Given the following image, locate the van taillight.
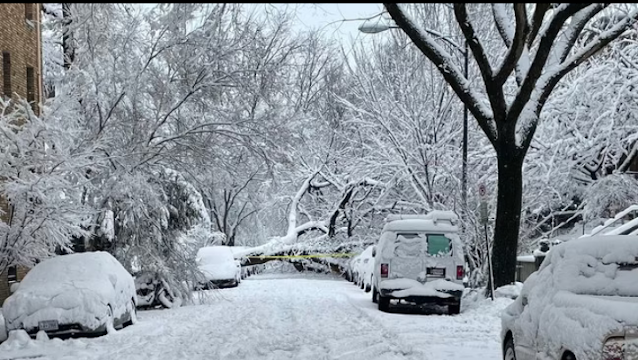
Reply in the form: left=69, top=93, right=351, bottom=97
left=380, top=263, right=388, bottom=278
left=456, top=265, right=464, bottom=280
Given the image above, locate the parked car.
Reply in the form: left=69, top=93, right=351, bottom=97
left=345, top=255, right=361, bottom=283
left=196, top=246, right=241, bottom=289
left=371, top=211, right=465, bottom=314
left=354, top=245, right=375, bottom=292
left=501, top=234, right=638, bottom=360
left=2, top=252, right=137, bottom=338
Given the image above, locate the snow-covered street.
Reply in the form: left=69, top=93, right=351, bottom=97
left=0, top=274, right=511, bottom=360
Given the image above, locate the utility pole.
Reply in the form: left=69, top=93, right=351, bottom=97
left=461, top=40, right=469, bottom=213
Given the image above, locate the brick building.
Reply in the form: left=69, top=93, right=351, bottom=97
left=0, top=3, right=44, bottom=304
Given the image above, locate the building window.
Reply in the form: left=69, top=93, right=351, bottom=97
left=2, top=51, right=11, bottom=98
left=8, top=266, right=17, bottom=283
left=25, top=4, right=34, bottom=21
left=27, top=66, right=35, bottom=112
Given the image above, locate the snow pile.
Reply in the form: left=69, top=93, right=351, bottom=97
left=0, top=309, right=6, bottom=343
left=0, top=329, right=31, bottom=351
left=503, top=235, right=638, bottom=359
left=381, top=278, right=464, bottom=298
left=494, top=282, right=523, bottom=299
left=2, top=252, right=136, bottom=333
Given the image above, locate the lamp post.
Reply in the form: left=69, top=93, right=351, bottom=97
left=358, top=21, right=469, bottom=212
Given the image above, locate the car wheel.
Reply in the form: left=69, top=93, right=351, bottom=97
left=503, top=336, right=516, bottom=360
left=562, top=352, right=576, bottom=360
left=105, top=305, right=116, bottom=335
left=378, top=295, right=390, bottom=312
left=123, top=298, right=136, bottom=327
left=448, top=302, right=461, bottom=315
left=372, top=287, right=378, bottom=303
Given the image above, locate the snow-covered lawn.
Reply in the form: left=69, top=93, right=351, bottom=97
left=0, top=273, right=511, bottom=359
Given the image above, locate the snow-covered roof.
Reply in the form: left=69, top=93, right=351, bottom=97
left=382, top=219, right=458, bottom=233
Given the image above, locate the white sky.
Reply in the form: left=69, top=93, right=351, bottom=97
left=245, top=3, right=388, bottom=45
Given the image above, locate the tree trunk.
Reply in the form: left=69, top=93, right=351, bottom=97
left=491, top=150, right=524, bottom=289
left=62, top=3, right=75, bottom=70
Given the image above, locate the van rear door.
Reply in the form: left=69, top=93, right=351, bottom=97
left=424, top=234, right=456, bottom=281
left=391, top=233, right=426, bottom=281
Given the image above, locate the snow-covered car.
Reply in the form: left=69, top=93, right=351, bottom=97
left=354, top=245, right=375, bottom=292
left=2, top=252, right=137, bottom=338
left=372, top=212, right=465, bottom=314
left=345, top=255, right=361, bottom=283
left=501, top=235, right=638, bottom=360
left=196, top=246, right=241, bottom=289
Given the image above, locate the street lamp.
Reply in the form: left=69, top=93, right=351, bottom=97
left=357, top=22, right=399, bottom=34
left=358, top=21, right=470, bottom=213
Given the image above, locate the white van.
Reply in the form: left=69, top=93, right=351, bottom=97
left=371, top=211, right=466, bottom=314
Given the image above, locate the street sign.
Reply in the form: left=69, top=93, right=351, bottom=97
left=478, top=183, right=487, bottom=198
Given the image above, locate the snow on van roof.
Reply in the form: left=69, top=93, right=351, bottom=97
left=382, top=218, right=458, bottom=233
left=385, top=211, right=458, bottom=223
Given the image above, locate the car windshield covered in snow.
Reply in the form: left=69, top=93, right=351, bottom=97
left=197, top=246, right=235, bottom=265
left=547, top=236, right=638, bottom=297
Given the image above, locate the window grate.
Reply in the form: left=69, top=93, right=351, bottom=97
left=25, top=4, right=34, bottom=21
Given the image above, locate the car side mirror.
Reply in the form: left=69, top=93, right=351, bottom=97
left=371, top=247, right=376, bottom=257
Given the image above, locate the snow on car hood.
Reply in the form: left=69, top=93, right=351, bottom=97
left=199, top=263, right=237, bottom=281
left=380, top=278, right=464, bottom=298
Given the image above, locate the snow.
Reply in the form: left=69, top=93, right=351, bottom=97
left=0, top=310, right=6, bottom=343
left=382, top=219, right=458, bottom=233
left=516, top=255, right=535, bottom=263
left=549, top=235, right=638, bottom=297
left=2, top=252, right=136, bottom=334
left=494, top=282, right=523, bottom=300
left=380, top=278, right=464, bottom=298
left=0, top=274, right=512, bottom=359
left=503, top=235, right=638, bottom=359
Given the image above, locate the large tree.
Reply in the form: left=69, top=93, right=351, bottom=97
left=383, top=3, right=638, bottom=288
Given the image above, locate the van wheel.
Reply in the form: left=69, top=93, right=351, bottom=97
left=372, top=287, right=378, bottom=303
left=378, top=295, right=390, bottom=312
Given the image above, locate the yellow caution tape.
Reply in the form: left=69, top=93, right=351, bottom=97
left=247, top=253, right=357, bottom=259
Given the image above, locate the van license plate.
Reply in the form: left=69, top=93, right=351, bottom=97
left=427, top=268, right=445, bottom=277
left=39, top=320, right=59, bottom=331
